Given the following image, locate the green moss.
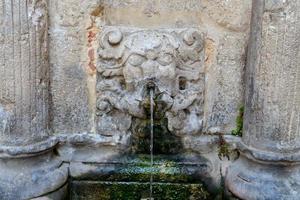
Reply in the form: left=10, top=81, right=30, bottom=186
left=131, top=117, right=183, bottom=155
left=105, top=156, right=192, bottom=183
left=218, top=135, right=231, bottom=160
left=71, top=181, right=211, bottom=200
left=231, top=106, right=244, bottom=137
left=132, top=91, right=184, bottom=155
left=70, top=155, right=217, bottom=199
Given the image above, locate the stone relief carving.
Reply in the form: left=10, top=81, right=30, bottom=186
left=96, top=26, right=205, bottom=147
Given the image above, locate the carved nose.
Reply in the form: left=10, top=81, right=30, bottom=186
left=141, top=60, right=157, bottom=78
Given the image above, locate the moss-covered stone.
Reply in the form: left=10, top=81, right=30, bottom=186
left=131, top=118, right=183, bottom=155
left=95, top=155, right=204, bottom=183
left=131, top=90, right=184, bottom=155
left=231, top=106, right=244, bottom=137
left=69, top=155, right=216, bottom=199
left=218, top=136, right=231, bottom=160
left=108, top=163, right=188, bottom=183
left=71, top=181, right=211, bottom=200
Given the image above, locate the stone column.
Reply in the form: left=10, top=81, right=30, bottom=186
left=226, top=0, right=300, bottom=199
left=0, top=0, right=67, bottom=199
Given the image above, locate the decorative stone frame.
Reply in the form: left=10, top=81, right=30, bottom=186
left=95, top=27, right=206, bottom=150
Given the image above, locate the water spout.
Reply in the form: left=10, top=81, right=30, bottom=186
left=149, top=87, right=154, bottom=200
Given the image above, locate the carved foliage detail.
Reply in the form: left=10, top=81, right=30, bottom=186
left=96, top=26, right=205, bottom=144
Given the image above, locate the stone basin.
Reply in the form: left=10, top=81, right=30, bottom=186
left=69, top=155, right=214, bottom=200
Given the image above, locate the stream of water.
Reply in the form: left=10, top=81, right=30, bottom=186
left=149, top=88, right=154, bottom=200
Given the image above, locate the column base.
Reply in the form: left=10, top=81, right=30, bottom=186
left=0, top=141, right=68, bottom=200
left=32, top=183, right=69, bottom=200
left=226, top=155, right=300, bottom=200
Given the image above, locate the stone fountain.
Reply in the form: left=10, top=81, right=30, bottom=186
left=1, top=0, right=299, bottom=199
left=70, top=27, right=213, bottom=199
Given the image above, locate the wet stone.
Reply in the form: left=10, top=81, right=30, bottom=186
left=70, top=181, right=210, bottom=200
left=131, top=118, right=183, bottom=155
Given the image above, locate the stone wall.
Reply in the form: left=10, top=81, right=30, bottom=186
left=1, top=0, right=299, bottom=199
left=0, top=0, right=268, bottom=199
left=48, top=0, right=252, bottom=135
left=46, top=1, right=252, bottom=198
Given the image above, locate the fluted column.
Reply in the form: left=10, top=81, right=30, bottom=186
left=226, top=0, right=300, bottom=199
left=0, top=0, right=67, bottom=199
left=0, top=0, right=49, bottom=146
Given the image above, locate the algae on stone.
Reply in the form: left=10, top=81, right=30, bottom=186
left=71, top=181, right=210, bottom=200
left=231, top=106, right=244, bottom=137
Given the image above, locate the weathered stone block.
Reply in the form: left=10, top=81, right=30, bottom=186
left=96, top=27, right=206, bottom=152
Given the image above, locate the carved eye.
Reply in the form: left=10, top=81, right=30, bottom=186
left=157, top=54, right=173, bottom=66
left=127, top=54, right=146, bottom=66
